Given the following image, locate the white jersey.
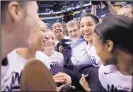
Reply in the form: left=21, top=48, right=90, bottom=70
left=86, top=44, right=101, bottom=67
left=99, top=64, right=133, bottom=91
left=1, top=50, right=27, bottom=91
left=35, top=51, right=51, bottom=69
left=1, top=49, right=50, bottom=91
left=40, top=51, right=64, bottom=67
left=49, top=51, right=64, bottom=67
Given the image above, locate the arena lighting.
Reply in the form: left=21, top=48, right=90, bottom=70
left=39, top=3, right=91, bottom=17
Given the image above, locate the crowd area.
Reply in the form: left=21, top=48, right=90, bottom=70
left=1, top=1, right=133, bottom=92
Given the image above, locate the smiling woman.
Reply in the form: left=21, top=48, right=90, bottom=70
left=80, top=13, right=99, bottom=46
left=80, top=13, right=101, bottom=67
left=93, top=15, right=133, bottom=91
left=42, top=31, right=65, bottom=68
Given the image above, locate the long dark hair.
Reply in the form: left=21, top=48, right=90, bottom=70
left=95, top=15, right=133, bottom=54
left=80, top=13, right=99, bottom=24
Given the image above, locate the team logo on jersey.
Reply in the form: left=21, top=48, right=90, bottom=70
left=2, top=71, right=22, bottom=91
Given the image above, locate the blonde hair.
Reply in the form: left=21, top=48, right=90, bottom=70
left=46, top=30, right=56, bottom=39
